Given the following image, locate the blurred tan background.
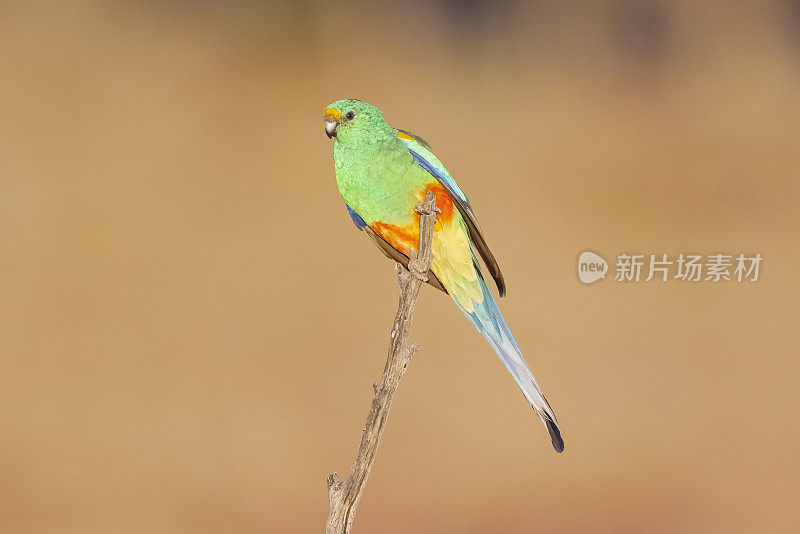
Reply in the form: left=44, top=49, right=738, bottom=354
left=1, top=1, right=799, bottom=532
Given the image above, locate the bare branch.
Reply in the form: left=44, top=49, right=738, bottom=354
left=326, top=192, right=438, bottom=534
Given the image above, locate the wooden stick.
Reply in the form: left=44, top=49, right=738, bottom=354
left=326, top=192, right=438, bottom=534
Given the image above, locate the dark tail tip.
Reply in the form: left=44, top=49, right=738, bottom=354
left=545, top=415, right=565, bottom=453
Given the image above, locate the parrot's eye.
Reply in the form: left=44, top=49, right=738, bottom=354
left=346, top=111, right=355, bottom=120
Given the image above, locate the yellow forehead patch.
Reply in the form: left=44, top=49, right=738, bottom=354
left=397, top=131, right=416, bottom=142
left=323, top=107, right=342, bottom=119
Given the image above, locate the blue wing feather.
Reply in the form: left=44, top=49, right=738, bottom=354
left=346, top=204, right=367, bottom=229
left=408, top=149, right=470, bottom=206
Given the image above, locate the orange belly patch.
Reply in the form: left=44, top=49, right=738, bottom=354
left=371, top=183, right=455, bottom=254
left=371, top=221, right=419, bottom=255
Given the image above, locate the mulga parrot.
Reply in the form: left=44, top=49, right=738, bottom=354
left=323, top=99, right=564, bottom=452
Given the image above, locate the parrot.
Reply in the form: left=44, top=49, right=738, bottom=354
left=323, top=99, right=564, bottom=453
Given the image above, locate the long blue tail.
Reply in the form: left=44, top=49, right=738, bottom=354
left=455, top=273, right=564, bottom=453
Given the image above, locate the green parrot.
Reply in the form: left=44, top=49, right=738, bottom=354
left=323, top=99, right=564, bottom=452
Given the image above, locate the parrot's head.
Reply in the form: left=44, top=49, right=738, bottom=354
left=322, top=99, right=388, bottom=144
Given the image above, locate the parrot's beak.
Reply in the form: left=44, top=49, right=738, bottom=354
left=324, top=119, right=338, bottom=139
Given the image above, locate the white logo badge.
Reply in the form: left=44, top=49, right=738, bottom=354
left=578, top=251, right=608, bottom=284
